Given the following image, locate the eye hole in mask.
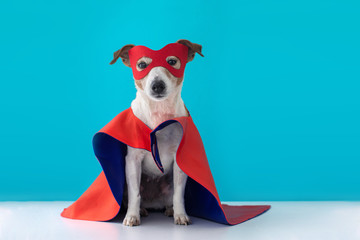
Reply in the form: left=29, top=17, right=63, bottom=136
left=166, top=56, right=181, bottom=69
left=136, top=57, right=152, bottom=71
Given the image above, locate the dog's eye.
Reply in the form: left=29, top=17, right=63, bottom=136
left=167, top=59, right=177, bottom=66
left=137, top=62, right=147, bottom=69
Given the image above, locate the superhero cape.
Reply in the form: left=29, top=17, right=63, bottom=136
left=61, top=108, right=270, bottom=225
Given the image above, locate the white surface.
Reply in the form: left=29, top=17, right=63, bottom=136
left=0, top=201, right=359, bottom=240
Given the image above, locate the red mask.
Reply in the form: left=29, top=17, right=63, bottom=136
left=128, top=43, right=189, bottom=80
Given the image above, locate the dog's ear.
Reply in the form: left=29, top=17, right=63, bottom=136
left=109, top=44, right=135, bottom=67
left=176, top=39, right=204, bottom=62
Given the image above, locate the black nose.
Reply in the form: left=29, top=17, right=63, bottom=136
left=151, top=80, right=166, bottom=94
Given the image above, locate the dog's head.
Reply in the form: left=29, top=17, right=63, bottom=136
left=110, top=39, right=203, bottom=101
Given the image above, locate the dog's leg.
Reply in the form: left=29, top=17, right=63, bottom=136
left=123, top=146, right=143, bottom=227
left=173, top=160, right=191, bottom=225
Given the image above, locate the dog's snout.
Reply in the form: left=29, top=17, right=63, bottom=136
left=151, top=80, right=166, bottom=94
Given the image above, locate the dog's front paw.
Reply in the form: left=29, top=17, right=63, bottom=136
left=123, top=214, right=140, bottom=227
left=174, top=213, right=191, bottom=225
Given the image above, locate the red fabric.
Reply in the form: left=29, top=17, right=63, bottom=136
left=128, top=43, right=188, bottom=80
left=61, top=172, right=120, bottom=221
left=61, top=108, right=270, bottom=224
left=99, top=109, right=152, bottom=151
left=221, top=204, right=271, bottom=224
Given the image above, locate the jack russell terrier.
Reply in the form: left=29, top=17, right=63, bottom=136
left=110, top=39, right=203, bottom=226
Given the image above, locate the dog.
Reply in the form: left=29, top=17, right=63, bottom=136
left=109, top=39, right=203, bottom=226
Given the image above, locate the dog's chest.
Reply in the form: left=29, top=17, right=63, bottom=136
left=141, top=122, right=183, bottom=176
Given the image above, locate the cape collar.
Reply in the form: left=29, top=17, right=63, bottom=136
left=128, top=107, right=191, bottom=131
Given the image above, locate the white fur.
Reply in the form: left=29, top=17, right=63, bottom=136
left=123, top=66, right=191, bottom=226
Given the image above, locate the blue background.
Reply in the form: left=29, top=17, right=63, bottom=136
left=0, top=0, right=359, bottom=201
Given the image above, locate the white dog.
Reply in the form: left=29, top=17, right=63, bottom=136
left=110, top=39, right=203, bottom=226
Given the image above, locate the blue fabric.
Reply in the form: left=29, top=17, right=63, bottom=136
left=185, top=177, right=228, bottom=224
left=92, top=132, right=127, bottom=207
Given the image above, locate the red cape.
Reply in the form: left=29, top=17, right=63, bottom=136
left=61, top=108, right=270, bottom=225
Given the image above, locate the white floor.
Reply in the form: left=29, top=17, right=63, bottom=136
left=0, top=201, right=359, bottom=240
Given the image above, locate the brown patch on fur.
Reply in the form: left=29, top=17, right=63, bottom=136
left=176, top=39, right=204, bottom=62
left=162, top=68, right=173, bottom=80
left=162, top=68, right=184, bottom=87
left=135, top=79, right=144, bottom=90
left=176, top=76, right=184, bottom=86
left=109, top=44, right=135, bottom=67
left=184, top=105, right=190, bottom=116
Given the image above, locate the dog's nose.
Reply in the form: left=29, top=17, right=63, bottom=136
left=151, top=80, right=166, bottom=94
